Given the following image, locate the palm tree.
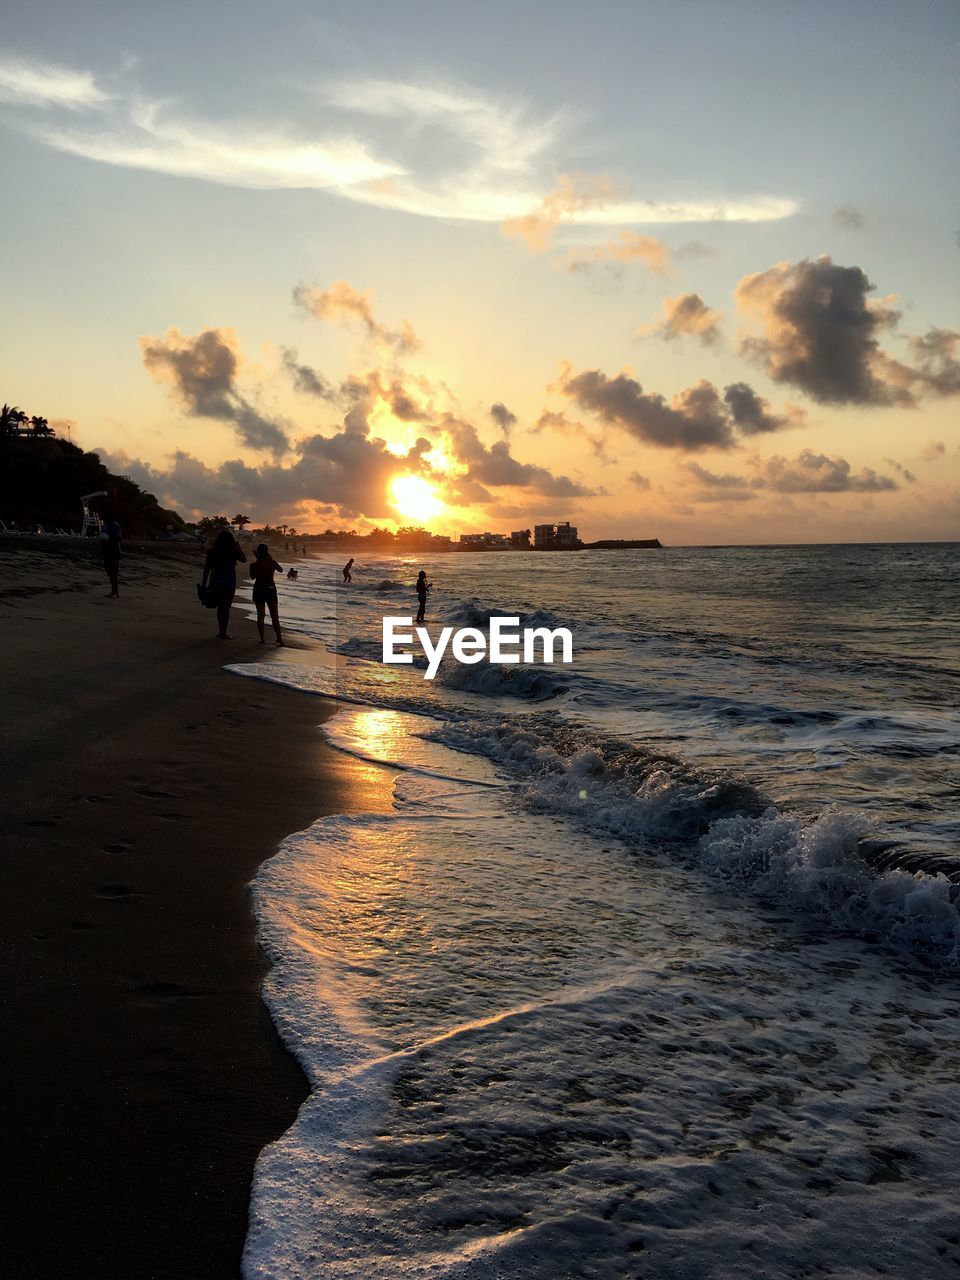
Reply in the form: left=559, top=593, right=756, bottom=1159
left=233, top=513, right=252, bottom=530
left=29, top=415, right=51, bottom=437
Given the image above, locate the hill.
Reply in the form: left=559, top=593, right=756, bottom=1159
left=0, top=434, right=187, bottom=537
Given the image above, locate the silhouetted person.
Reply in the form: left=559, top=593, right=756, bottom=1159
left=249, top=543, right=284, bottom=646
left=286, top=567, right=298, bottom=580
left=202, top=530, right=246, bottom=639
left=99, top=511, right=122, bottom=598
left=343, top=557, right=354, bottom=584
left=415, top=570, right=432, bottom=624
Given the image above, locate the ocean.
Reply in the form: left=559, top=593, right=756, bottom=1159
left=230, top=543, right=960, bottom=1279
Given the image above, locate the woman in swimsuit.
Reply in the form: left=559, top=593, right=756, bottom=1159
left=415, top=570, right=432, bottom=624
left=202, top=530, right=246, bottom=638
left=250, top=543, right=284, bottom=645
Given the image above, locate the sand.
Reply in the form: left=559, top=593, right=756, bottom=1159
left=0, top=538, right=392, bottom=1278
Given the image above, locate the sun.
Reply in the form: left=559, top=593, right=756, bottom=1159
left=389, top=473, right=445, bottom=524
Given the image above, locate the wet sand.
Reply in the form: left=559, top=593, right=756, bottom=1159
left=0, top=539, right=392, bottom=1278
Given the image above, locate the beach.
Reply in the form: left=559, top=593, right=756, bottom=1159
left=0, top=539, right=391, bottom=1279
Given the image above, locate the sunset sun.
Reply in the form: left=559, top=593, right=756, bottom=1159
left=389, top=473, right=445, bottom=524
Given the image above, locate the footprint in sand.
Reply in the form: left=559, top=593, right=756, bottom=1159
left=101, top=841, right=133, bottom=854
left=134, top=788, right=178, bottom=800
left=28, top=818, right=59, bottom=827
left=93, top=882, right=134, bottom=899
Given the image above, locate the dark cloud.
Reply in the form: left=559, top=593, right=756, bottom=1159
left=489, top=402, right=517, bottom=436
left=735, top=257, right=911, bottom=406
left=682, top=462, right=756, bottom=502
left=557, top=368, right=736, bottom=451
left=883, top=458, right=917, bottom=484
left=281, top=347, right=338, bottom=402
left=723, top=382, right=803, bottom=434
left=832, top=205, right=865, bottom=230
left=293, top=281, right=420, bottom=354
left=908, top=328, right=960, bottom=397
left=443, top=417, right=596, bottom=497
left=757, top=450, right=898, bottom=493
left=643, top=293, right=723, bottom=346
left=99, top=420, right=433, bottom=522
left=680, top=452, right=900, bottom=501
left=140, top=326, right=289, bottom=456
left=628, top=472, right=651, bottom=490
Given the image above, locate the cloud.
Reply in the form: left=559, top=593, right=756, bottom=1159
left=883, top=458, right=917, bottom=484
left=757, top=451, right=898, bottom=493
left=907, top=328, right=960, bottom=397
left=921, top=439, right=946, bottom=461
left=531, top=409, right=613, bottom=460
left=735, top=256, right=913, bottom=405
left=676, top=239, right=719, bottom=259
left=489, top=402, right=517, bottom=435
left=566, top=231, right=669, bottom=276
left=503, top=173, right=794, bottom=250
left=642, top=293, right=723, bottom=345
left=100, top=420, right=432, bottom=521
left=629, top=472, right=651, bottom=490
left=502, top=172, right=619, bottom=252
left=32, top=96, right=400, bottom=190
left=443, top=417, right=596, bottom=496
left=832, top=205, right=864, bottom=230
left=681, top=452, right=900, bottom=501
left=723, top=382, right=804, bottom=434
left=682, top=461, right=756, bottom=502
left=281, top=347, right=339, bottom=402
left=2, top=59, right=798, bottom=226
left=0, top=53, right=109, bottom=109
left=293, top=281, right=420, bottom=354
left=140, top=326, right=289, bottom=456
left=557, top=368, right=736, bottom=451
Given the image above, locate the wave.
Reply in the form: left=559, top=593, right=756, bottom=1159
left=429, top=717, right=960, bottom=963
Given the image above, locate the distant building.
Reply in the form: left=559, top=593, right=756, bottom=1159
left=510, top=529, right=531, bottom=548
left=460, top=531, right=510, bottom=547
left=534, top=521, right=579, bottom=548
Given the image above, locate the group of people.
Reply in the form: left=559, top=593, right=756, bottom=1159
left=101, top=521, right=434, bottom=640
left=201, top=531, right=285, bottom=644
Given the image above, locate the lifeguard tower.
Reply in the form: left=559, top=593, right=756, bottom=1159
left=80, top=490, right=108, bottom=538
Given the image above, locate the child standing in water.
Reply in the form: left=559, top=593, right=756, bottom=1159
left=249, top=543, right=284, bottom=645
left=342, top=557, right=354, bottom=584
left=415, top=570, right=432, bottom=624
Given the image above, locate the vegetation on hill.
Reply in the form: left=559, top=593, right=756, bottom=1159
left=0, top=418, right=187, bottom=537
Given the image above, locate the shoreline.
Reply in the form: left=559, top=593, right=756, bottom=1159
left=0, top=540, right=393, bottom=1278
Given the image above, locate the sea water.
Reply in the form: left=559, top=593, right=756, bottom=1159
left=231, top=543, right=960, bottom=1278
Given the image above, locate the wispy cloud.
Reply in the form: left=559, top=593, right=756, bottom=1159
left=37, top=98, right=400, bottom=189
left=293, top=281, right=420, bottom=354
left=0, top=54, right=798, bottom=226
left=0, top=53, right=109, bottom=109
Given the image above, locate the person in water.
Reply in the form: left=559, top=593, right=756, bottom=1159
left=201, top=529, right=246, bottom=638
left=250, top=543, right=284, bottom=645
left=343, top=557, right=354, bottom=584
left=99, top=510, right=122, bottom=598
left=415, top=570, right=432, bottom=624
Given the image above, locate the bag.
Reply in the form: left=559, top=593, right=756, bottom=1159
left=196, top=583, right=219, bottom=608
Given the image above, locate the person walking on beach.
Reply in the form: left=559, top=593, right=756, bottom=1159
left=249, top=543, right=284, bottom=646
left=201, top=529, right=246, bottom=639
left=415, top=570, right=432, bottom=624
left=99, top=510, right=122, bottom=598
left=342, top=557, right=354, bottom=584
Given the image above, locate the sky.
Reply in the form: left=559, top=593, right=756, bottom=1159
left=1, top=0, right=958, bottom=544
